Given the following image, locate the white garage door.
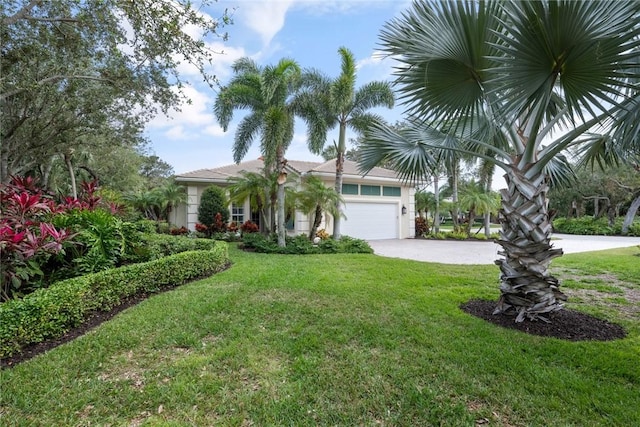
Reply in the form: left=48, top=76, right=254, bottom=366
left=342, top=202, right=398, bottom=240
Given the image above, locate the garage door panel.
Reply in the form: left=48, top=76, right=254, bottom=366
left=342, top=202, right=398, bottom=240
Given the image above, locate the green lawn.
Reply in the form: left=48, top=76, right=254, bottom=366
left=1, top=245, right=638, bottom=426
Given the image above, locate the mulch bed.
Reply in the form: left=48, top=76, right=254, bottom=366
left=461, top=299, right=627, bottom=341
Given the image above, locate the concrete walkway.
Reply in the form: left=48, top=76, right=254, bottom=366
left=367, top=234, right=640, bottom=265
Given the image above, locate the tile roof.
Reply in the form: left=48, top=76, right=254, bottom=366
left=176, top=158, right=399, bottom=181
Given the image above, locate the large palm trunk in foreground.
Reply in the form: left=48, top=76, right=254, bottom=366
left=494, top=165, right=567, bottom=322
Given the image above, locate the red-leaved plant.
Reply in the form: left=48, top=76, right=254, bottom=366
left=0, top=177, right=73, bottom=300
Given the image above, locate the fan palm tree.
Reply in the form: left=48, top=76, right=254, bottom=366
left=360, top=0, right=640, bottom=322
left=214, top=57, right=326, bottom=247
left=295, top=175, right=343, bottom=239
left=301, top=47, right=394, bottom=238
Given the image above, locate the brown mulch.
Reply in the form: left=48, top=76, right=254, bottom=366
left=461, top=299, right=627, bottom=341
left=1, top=263, right=232, bottom=370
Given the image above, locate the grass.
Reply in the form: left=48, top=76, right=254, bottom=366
left=1, top=245, right=639, bottom=426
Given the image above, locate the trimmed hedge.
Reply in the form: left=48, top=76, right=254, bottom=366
left=0, top=242, right=229, bottom=359
left=136, top=233, right=221, bottom=261
left=241, top=233, right=374, bottom=255
left=553, top=216, right=640, bottom=236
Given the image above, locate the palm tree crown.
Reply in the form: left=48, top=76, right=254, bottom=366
left=362, top=0, right=640, bottom=322
left=214, top=57, right=327, bottom=246
left=300, top=47, right=394, bottom=238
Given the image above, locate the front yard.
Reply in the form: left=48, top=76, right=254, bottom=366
left=1, top=245, right=638, bottom=426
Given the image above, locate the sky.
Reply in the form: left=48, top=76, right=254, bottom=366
left=144, top=0, right=412, bottom=175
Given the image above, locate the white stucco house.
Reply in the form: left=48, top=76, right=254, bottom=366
left=171, top=158, right=415, bottom=240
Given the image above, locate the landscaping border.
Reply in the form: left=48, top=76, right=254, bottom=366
left=0, top=242, right=229, bottom=359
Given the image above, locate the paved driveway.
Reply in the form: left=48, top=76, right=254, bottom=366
left=367, top=234, right=640, bottom=265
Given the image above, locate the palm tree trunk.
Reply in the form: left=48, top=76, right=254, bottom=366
left=494, top=165, right=567, bottom=322
left=433, top=174, right=440, bottom=234
left=64, top=152, right=77, bottom=199
left=621, top=192, right=640, bottom=235
left=309, top=205, right=322, bottom=239
left=276, top=148, right=287, bottom=247
left=450, top=162, right=460, bottom=232
left=333, top=123, right=347, bottom=239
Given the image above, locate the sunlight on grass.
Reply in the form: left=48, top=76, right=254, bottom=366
left=1, top=245, right=638, bottom=425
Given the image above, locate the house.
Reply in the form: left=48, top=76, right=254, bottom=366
left=172, top=158, right=415, bottom=240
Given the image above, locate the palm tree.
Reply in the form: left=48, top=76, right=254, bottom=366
left=361, top=1, right=640, bottom=322
left=155, top=180, right=187, bottom=225
left=214, top=57, right=326, bottom=247
left=302, top=47, right=394, bottom=238
left=295, top=175, right=343, bottom=239
left=458, top=181, right=500, bottom=236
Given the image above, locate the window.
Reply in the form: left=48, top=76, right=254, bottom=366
left=342, top=183, right=359, bottom=195
left=383, top=186, right=401, bottom=197
left=250, top=210, right=261, bottom=229
left=360, top=185, right=381, bottom=196
left=231, top=203, right=244, bottom=225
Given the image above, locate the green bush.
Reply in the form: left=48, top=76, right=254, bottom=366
left=198, top=186, right=229, bottom=232
left=131, top=219, right=158, bottom=234
left=554, top=216, right=615, bottom=235
left=241, top=234, right=373, bottom=255
left=136, top=233, right=221, bottom=261
left=0, top=243, right=229, bottom=359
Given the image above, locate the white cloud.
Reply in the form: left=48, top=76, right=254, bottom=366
left=239, top=1, right=295, bottom=46
left=204, top=124, right=227, bottom=136
left=147, top=84, right=215, bottom=129
left=165, top=125, right=189, bottom=140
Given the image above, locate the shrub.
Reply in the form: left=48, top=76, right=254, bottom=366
left=415, top=217, right=429, bottom=237
left=316, top=229, right=329, bottom=240
left=136, top=233, right=220, bottom=261
left=0, top=177, right=72, bottom=300
left=0, top=243, right=229, bottom=359
left=240, top=220, right=259, bottom=234
left=336, top=236, right=374, bottom=254
left=170, top=226, right=189, bottom=235
left=553, top=216, right=614, bottom=235
left=131, top=219, right=158, bottom=234
left=240, top=233, right=373, bottom=255
left=198, top=186, right=229, bottom=235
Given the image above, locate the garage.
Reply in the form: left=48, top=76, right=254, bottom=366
left=342, top=202, right=399, bottom=240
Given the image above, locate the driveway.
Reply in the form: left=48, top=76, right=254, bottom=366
left=367, top=234, right=640, bottom=265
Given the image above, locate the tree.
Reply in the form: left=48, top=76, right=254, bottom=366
left=156, top=180, right=187, bottom=225
left=361, top=0, right=640, bottom=322
left=198, top=186, right=229, bottom=233
left=1, top=0, right=229, bottom=183
left=214, top=57, right=326, bottom=247
left=302, top=47, right=394, bottom=238
left=458, top=181, right=499, bottom=236
left=227, top=170, right=275, bottom=233
left=295, top=175, right=343, bottom=239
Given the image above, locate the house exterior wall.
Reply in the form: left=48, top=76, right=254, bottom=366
left=174, top=175, right=415, bottom=239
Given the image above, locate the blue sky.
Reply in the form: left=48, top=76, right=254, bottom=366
left=144, top=0, right=411, bottom=175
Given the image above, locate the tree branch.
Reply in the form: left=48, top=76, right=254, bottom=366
left=2, top=0, right=41, bottom=26
left=1, top=75, right=113, bottom=101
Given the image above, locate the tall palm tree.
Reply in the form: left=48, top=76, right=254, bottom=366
left=214, top=58, right=326, bottom=247
left=302, top=47, right=394, bottom=238
left=295, top=175, right=343, bottom=239
left=360, top=1, right=640, bottom=322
